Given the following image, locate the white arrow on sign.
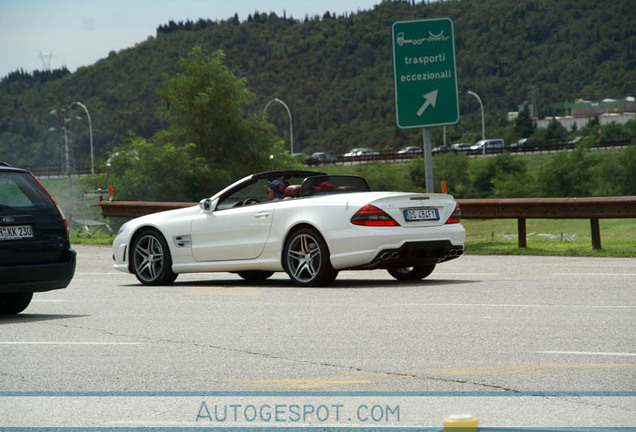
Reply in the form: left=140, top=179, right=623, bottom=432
left=416, top=89, right=439, bottom=116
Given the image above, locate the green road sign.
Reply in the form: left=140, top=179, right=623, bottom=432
left=392, top=17, right=460, bottom=129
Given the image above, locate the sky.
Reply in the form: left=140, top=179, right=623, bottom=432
left=0, top=0, right=381, bottom=78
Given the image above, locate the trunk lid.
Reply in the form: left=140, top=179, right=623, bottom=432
left=367, top=192, right=458, bottom=227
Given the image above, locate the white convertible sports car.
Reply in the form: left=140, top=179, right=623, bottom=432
left=112, top=170, right=465, bottom=286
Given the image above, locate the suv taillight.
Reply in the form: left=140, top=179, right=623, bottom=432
left=31, top=174, right=69, bottom=239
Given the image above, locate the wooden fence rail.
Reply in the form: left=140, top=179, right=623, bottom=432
left=99, top=196, right=636, bottom=250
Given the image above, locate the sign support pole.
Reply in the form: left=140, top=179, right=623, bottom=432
left=423, top=128, right=434, bottom=193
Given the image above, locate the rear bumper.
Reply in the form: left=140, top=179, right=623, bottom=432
left=0, top=249, right=76, bottom=293
left=327, top=222, right=465, bottom=270
left=351, top=240, right=464, bottom=270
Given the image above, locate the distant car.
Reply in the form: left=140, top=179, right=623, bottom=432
left=432, top=145, right=452, bottom=154
left=510, top=138, right=540, bottom=151
left=343, top=148, right=362, bottom=158
left=112, top=170, right=465, bottom=287
left=471, top=139, right=505, bottom=154
left=450, top=143, right=472, bottom=153
left=357, top=148, right=380, bottom=156
left=0, top=162, right=76, bottom=314
left=398, top=146, right=423, bottom=155
left=305, top=152, right=337, bottom=165
left=344, top=148, right=379, bottom=158
left=567, top=136, right=584, bottom=149
left=105, top=149, right=139, bottom=167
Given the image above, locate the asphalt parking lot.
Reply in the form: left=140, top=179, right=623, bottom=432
left=1, top=245, right=634, bottom=427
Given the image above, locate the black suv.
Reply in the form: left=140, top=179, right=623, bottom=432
left=0, top=162, right=76, bottom=314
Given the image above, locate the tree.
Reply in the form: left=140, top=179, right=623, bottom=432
left=470, top=152, right=528, bottom=197
left=540, top=117, right=569, bottom=142
left=106, top=47, right=300, bottom=200
left=104, top=136, right=211, bottom=201
left=432, top=152, right=471, bottom=195
left=536, top=147, right=593, bottom=197
left=514, top=106, right=535, bottom=139
left=599, top=121, right=625, bottom=140
left=600, top=145, right=636, bottom=195
left=158, top=46, right=294, bottom=177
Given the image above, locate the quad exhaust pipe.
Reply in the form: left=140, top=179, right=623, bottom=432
left=447, top=248, right=464, bottom=257
left=379, top=248, right=463, bottom=261
left=380, top=251, right=401, bottom=260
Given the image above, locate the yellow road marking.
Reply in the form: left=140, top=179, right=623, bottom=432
left=234, top=376, right=374, bottom=389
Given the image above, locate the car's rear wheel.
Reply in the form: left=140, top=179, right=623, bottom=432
left=131, top=230, right=177, bottom=286
left=284, top=228, right=338, bottom=287
left=388, top=264, right=436, bottom=281
left=237, top=271, right=274, bottom=282
left=0, top=292, right=33, bottom=314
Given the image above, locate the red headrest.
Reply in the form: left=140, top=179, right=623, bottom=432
left=284, top=184, right=301, bottom=198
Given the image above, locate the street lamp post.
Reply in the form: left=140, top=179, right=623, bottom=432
left=48, top=109, right=72, bottom=178
left=62, top=123, right=71, bottom=177
left=70, top=101, right=94, bottom=174
left=466, top=91, right=486, bottom=155
left=264, top=98, right=294, bottom=155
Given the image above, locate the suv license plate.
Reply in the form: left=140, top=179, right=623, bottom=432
left=404, top=208, right=439, bottom=221
left=0, top=225, right=34, bottom=240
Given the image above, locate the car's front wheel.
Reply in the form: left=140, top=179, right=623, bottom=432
left=131, top=230, right=177, bottom=286
left=388, top=264, right=436, bottom=281
left=284, top=228, right=338, bottom=287
left=0, top=292, right=33, bottom=314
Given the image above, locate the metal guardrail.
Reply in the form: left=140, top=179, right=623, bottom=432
left=457, top=196, right=636, bottom=249
left=99, top=196, right=636, bottom=250
left=99, top=201, right=195, bottom=219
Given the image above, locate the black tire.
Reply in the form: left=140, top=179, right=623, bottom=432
left=388, top=264, right=436, bottom=281
left=237, top=271, right=274, bottom=282
left=0, top=292, right=33, bottom=314
left=131, top=230, right=177, bottom=286
left=284, top=228, right=338, bottom=287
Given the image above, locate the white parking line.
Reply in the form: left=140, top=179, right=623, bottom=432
left=434, top=272, right=499, bottom=276
left=537, top=350, right=636, bottom=357
left=0, top=342, right=144, bottom=345
left=31, top=299, right=69, bottom=302
left=393, top=303, right=636, bottom=308
left=553, top=273, right=636, bottom=277
left=74, top=272, right=128, bottom=275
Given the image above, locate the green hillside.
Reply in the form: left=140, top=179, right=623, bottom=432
left=2, top=0, right=635, bottom=170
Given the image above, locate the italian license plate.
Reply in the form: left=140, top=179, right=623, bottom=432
left=403, top=208, right=439, bottom=222
left=0, top=225, right=34, bottom=240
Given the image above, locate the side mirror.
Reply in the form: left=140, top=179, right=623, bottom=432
left=198, top=198, right=215, bottom=212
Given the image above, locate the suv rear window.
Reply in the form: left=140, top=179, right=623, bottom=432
left=0, top=172, right=53, bottom=211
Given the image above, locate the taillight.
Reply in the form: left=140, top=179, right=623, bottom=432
left=351, top=204, right=399, bottom=226
left=30, top=173, right=69, bottom=239
left=446, top=203, right=461, bottom=224
left=57, top=204, right=70, bottom=239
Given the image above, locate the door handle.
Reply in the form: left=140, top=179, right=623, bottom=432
left=255, top=212, right=270, bottom=219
